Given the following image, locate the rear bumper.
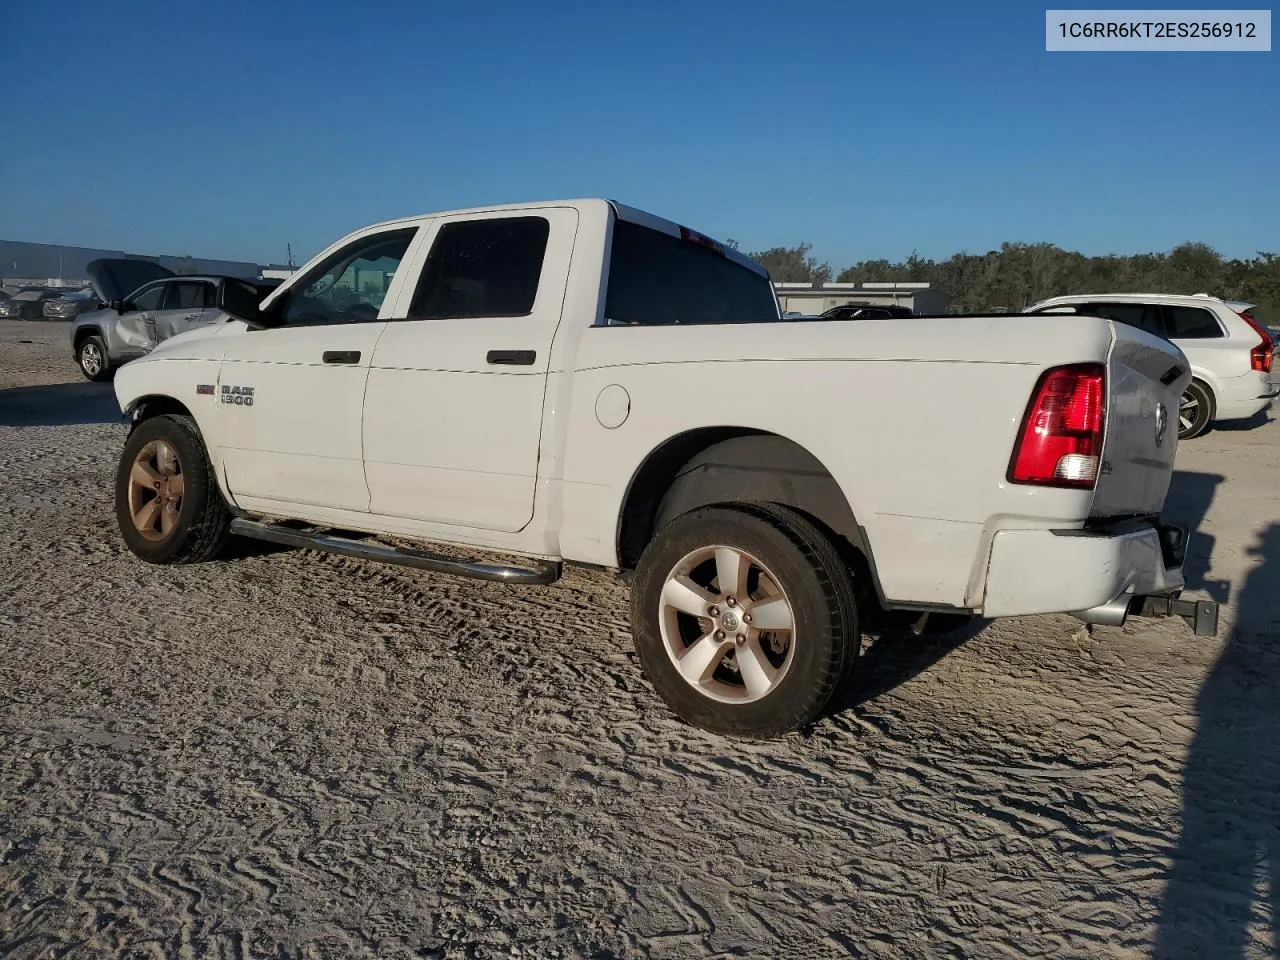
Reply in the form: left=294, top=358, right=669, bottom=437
left=1214, top=371, right=1277, bottom=420
left=981, top=518, right=1189, bottom=621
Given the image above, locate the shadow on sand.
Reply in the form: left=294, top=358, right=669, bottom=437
left=1154, top=522, right=1280, bottom=957
left=1163, top=470, right=1229, bottom=603
left=0, top=381, right=124, bottom=428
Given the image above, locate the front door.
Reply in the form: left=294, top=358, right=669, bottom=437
left=362, top=207, right=578, bottom=533
left=113, top=280, right=169, bottom=353
left=215, top=225, right=420, bottom=513
left=152, top=279, right=220, bottom=344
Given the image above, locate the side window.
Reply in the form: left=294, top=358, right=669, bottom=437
left=278, top=228, right=417, bottom=327
left=163, top=281, right=215, bottom=310
left=1080, top=302, right=1166, bottom=338
left=407, top=216, right=550, bottom=320
left=130, top=283, right=167, bottom=312
left=1165, top=306, right=1223, bottom=339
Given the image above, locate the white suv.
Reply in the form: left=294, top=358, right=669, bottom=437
left=1025, top=293, right=1277, bottom=439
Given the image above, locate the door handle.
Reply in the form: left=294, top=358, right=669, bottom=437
left=183, top=313, right=199, bottom=320
left=486, top=349, right=536, bottom=366
left=322, top=350, right=361, bottom=364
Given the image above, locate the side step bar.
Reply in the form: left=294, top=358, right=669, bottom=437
left=229, top=518, right=562, bottom=586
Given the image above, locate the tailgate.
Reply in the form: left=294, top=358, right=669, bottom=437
left=1090, top=324, right=1191, bottom=517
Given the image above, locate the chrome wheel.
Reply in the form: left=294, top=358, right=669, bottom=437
left=126, top=440, right=184, bottom=542
left=658, top=544, right=796, bottom=704
left=79, top=341, right=103, bottom=376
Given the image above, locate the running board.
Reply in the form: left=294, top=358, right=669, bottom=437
left=228, top=519, right=562, bottom=585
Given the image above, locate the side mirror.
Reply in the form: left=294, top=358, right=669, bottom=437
left=108, top=299, right=124, bottom=313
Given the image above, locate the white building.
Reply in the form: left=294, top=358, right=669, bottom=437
left=774, top=281, right=950, bottom=316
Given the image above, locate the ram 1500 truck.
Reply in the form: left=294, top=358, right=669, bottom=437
left=109, top=198, right=1216, bottom=737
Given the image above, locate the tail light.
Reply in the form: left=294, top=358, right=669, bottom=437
left=1009, top=363, right=1106, bottom=488
left=1235, top=308, right=1273, bottom=373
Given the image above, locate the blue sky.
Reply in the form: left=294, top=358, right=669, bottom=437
left=1, top=0, right=1276, bottom=268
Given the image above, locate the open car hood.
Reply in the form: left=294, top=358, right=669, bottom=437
left=85, top=258, right=175, bottom=303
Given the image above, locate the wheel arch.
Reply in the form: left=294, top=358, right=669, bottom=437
left=125, top=394, right=197, bottom=430
left=1183, top=374, right=1218, bottom=418
left=615, top=428, right=884, bottom=604
left=72, top=324, right=104, bottom=349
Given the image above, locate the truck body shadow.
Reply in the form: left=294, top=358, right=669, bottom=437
left=0, top=381, right=124, bottom=427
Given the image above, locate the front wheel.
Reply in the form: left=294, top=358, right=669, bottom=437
left=630, top=503, right=859, bottom=738
left=77, top=335, right=112, bottom=382
left=114, top=414, right=232, bottom=564
left=1178, top=381, right=1214, bottom=440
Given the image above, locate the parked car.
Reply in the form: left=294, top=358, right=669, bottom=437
left=108, top=198, right=1212, bottom=738
left=821, top=303, right=914, bottom=320
left=43, top=288, right=101, bottom=320
left=1024, top=293, right=1277, bottom=440
left=70, top=259, right=281, bottom=381
left=0, top=288, right=63, bottom=319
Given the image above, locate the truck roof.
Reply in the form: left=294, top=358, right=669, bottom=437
left=358, top=197, right=770, bottom=279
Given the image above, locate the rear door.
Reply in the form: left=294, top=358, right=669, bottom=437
left=361, top=207, right=578, bottom=533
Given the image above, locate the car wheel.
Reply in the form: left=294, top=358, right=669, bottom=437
left=630, top=502, right=859, bottom=738
left=1178, top=381, right=1214, bottom=440
left=76, top=335, right=112, bottom=382
left=114, top=414, right=232, bottom=564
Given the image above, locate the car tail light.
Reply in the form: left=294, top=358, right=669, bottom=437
left=1009, top=363, right=1106, bottom=488
left=1235, top=308, right=1273, bottom=373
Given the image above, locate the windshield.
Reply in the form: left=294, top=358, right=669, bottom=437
left=603, top=219, right=778, bottom=326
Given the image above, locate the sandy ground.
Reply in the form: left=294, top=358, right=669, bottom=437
left=2, top=318, right=1279, bottom=959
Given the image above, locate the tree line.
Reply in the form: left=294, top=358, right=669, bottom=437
left=733, top=240, right=1280, bottom=320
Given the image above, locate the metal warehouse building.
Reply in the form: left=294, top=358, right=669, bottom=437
left=774, top=281, right=950, bottom=316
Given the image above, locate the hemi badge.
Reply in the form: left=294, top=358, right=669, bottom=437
left=196, top=384, right=215, bottom=395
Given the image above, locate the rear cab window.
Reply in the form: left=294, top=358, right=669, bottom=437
left=603, top=219, right=778, bottom=326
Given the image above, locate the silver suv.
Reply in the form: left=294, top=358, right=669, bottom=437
left=70, top=259, right=278, bottom=381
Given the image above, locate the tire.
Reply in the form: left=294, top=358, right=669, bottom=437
left=114, top=414, right=232, bottom=564
left=76, top=335, right=112, bottom=382
left=630, top=502, right=860, bottom=738
left=1177, top=380, right=1214, bottom=440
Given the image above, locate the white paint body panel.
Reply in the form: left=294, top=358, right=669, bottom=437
left=113, top=198, right=1190, bottom=620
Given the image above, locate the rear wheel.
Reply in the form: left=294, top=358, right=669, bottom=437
left=630, top=503, right=859, bottom=738
left=1178, top=381, right=1213, bottom=440
left=77, top=335, right=111, bottom=382
left=114, top=415, right=231, bottom=564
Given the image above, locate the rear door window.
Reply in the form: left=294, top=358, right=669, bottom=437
left=1164, top=305, right=1224, bottom=339
left=408, top=217, right=550, bottom=319
left=1078, top=302, right=1167, bottom=338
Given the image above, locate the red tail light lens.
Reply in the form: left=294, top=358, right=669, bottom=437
left=1009, top=363, right=1106, bottom=488
left=1236, top=309, right=1273, bottom=373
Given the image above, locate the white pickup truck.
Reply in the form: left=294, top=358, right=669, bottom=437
left=110, top=198, right=1216, bottom=737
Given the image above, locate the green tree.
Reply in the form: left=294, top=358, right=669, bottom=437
left=746, top=243, right=832, bottom=284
